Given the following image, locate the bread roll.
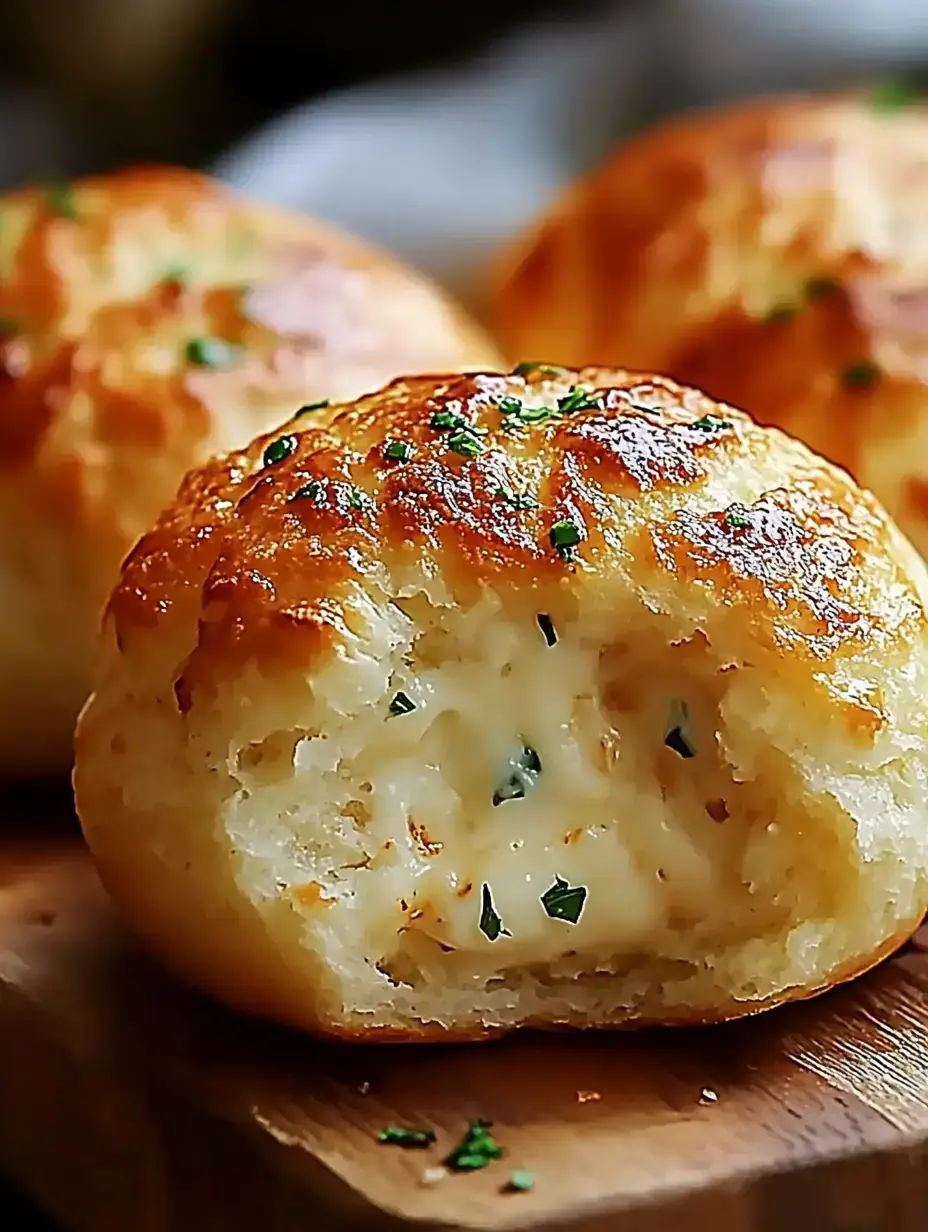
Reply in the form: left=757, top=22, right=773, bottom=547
left=492, top=92, right=928, bottom=557
left=74, top=366, right=928, bottom=1039
left=0, top=165, right=499, bottom=774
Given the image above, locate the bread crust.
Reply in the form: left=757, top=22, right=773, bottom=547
left=290, top=917, right=923, bottom=1042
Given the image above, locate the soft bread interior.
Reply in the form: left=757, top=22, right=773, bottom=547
left=122, top=568, right=928, bottom=1036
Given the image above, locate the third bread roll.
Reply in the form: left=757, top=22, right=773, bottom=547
left=493, top=91, right=928, bottom=556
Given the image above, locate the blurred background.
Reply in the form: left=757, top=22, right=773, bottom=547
left=1, top=0, right=927, bottom=1225
left=1, top=0, right=927, bottom=304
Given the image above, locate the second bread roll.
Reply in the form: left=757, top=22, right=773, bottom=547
left=0, top=166, right=500, bottom=774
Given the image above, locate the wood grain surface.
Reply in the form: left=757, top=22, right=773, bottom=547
left=2, top=786, right=928, bottom=1231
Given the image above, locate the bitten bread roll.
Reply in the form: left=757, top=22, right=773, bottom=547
left=492, top=92, right=928, bottom=558
left=75, top=367, right=928, bottom=1040
left=0, top=165, right=499, bottom=774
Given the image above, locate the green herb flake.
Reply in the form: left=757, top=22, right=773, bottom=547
left=162, top=263, right=189, bottom=287
left=445, top=1120, right=505, bottom=1172
left=384, top=439, right=414, bottom=462
left=505, top=1170, right=535, bottom=1193
left=493, top=745, right=542, bottom=806
left=763, top=303, right=796, bottom=326
left=841, top=359, right=881, bottom=390
left=430, top=409, right=467, bottom=431
left=447, top=428, right=485, bottom=458
left=498, top=396, right=525, bottom=417
left=294, top=400, right=329, bottom=418
left=540, top=876, right=587, bottom=925
left=524, top=403, right=561, bottom=424
left=549, top=519, right=582, bottom=560
left=0, top=317, right=17, bottom=336
left=688, top=414, right=732, bottom=433
left=45, top=182, right=77, bottom=221
left=388, top=691, right=416, bottom=718
left=185, top=336, right=241, bottom=368
left=513, top=361, right=565, bottom=377
left=805, top=276, right=837, bottom=301
left=724, top=508, right=752, bottom=529
left=536, top=614, right=557, bottom=647
left=557, top=385, right=602, bottom=414
left=665, top=698, right=694, bottom=758
left=665, top=726, right=694, bottom=758
left=378, top=1126, right=436, bottom=1149
left=494, top=484, right=539, bottom=511
left=262, top=434, right=297, bottom=468
left=348, top=485, right=370, bottom=510
left=289, top=480, right=323, bottom=503
left=871, top=77, right=918, bottom=112
left=478, top=884, right=510, bottom=941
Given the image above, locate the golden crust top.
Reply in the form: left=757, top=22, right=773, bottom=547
left=491, top=93, right=928, bottom=537
left=0, top=165, right=497, bottom=529
left=109, top=367, right=925, bottom=710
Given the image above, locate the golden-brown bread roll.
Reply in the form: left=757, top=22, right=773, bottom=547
left=74, top=365, right=928, bottom=1040
left=492, top=92, right=928, bottom=557
left=0, top=165, right=499, bottom=774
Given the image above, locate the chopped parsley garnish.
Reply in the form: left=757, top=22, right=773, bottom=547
left=494, top=484, right=539, bottom=511
left=445, top=1120, right=505, bottom=1172
left=763, top=278, right=837, bottom=322
left=517, top=402, right=559, bottom=423
left=871, top=77, right=919, bottom=112
left=185, top=336, right=240, bottom=368
left=162, top=263, right=189, bottom=286
left=688, top=414, right=732, bottom=432
left=45, top=183, right=77, bottom=220
left=505, top=1171, right=535, bottom=1193
left=724, top=508, right=752, bottom=529
left=348, top=485, right=370, bottom=510
left=289, top=480, right=323, bottom=502
left=557, top=385, right=602, bottom=414
left=388, top=691, right=416, bottom=718
left=842, top=359, right=880, bottom=390
left=549, top=519, right=581, bottom=560
left=478, top=884, right=510, bottom=941
left=540, top=876, right=587, bottom=925
left=665, top=699, right=695, bottom=758
left=500, top=385, right=601, bottom=430
left=536, top=614, right=557, bottom=647
left=513, top=361, right=565, bottom=377
left=763, top=303, right=796, bottom=325
left=262, top=434, right=297, bottom=467
left=447, top=428, right=485, bottom=458
left=498, top=396, right=525, bottom=416
left=664, top=726, right=694, bottom=758
left=379, top=1126, right=436, bottom=1149
left=498, top=395, right=527, bottom=431
left=493, top=745, right=542, bottom=806
left=384, top=439, right=414, bottom=462
left=294, top=400, right=329, bottom=418
left=430, top=409, right=469, bottom=431
left=805, top=276, right=837, bottom=301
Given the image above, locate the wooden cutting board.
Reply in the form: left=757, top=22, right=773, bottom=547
left=3, top=784, right=928, bottom=1232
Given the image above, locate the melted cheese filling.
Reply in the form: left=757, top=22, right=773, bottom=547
left=225, top=584, right=840, bottom=997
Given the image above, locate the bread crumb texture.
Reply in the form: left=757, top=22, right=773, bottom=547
left=75, top=367, right=928, bottom=1039
left=0, top=166, right=498, bottom=770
